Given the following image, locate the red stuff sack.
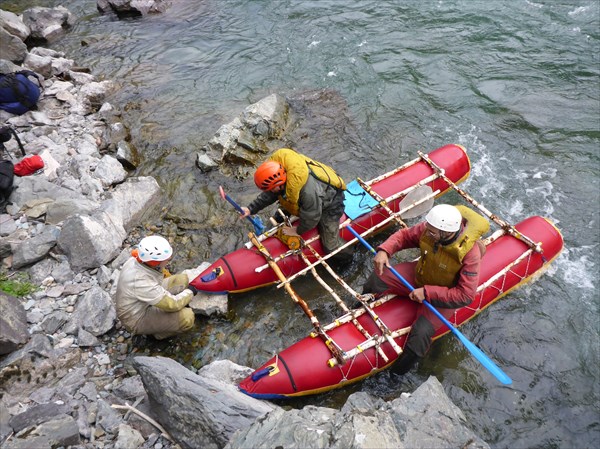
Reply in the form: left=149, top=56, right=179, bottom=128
left=13, top=155, right=44, bottom=176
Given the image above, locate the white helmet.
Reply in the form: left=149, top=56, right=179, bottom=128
left=137, top=236, right=173, bottom=262
left=425, top=204, right=462, bottom=232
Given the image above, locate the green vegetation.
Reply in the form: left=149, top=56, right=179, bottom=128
left=0, top=270, right=38, bottom=297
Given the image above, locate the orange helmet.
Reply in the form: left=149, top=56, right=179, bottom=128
left=254, top=160, right=286, bottom=191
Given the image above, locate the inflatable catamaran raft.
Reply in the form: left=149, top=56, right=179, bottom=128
left=191, top=144, right=471, bottom=294
left=191, top=144, right=564, bottom=398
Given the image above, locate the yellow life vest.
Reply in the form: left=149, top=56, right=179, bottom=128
left=415, top=206, right=490, bottom=287
left=270, top=148, right=346, bottom=216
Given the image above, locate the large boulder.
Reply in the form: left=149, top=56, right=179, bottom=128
left=57, top=211, right=126, bottom=271
left=22, top=6, right=74, bottom=42
left=227, top=377, right=490, bottom=449
left=133, top=356, right=277, bottom=449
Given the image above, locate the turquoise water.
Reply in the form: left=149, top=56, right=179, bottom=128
left=7, top=0, right=599, bottom=447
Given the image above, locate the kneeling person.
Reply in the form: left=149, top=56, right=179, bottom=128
left=116, top=235, right=198, bottom=340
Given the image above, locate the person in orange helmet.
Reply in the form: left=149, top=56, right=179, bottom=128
left=241, top=148, right=353, bottom=262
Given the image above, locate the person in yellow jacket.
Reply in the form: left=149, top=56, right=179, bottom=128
left=116, top=235, right=198, bottom=340
left=240, top=148, right=353, bottom=262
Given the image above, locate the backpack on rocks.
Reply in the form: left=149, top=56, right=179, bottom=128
left=0, top=125, right=27, bottom=213
left=0, top=70, right=44, bottom=115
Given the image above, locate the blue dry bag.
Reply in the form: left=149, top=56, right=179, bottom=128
left=0, top=70, right=43, bottom=115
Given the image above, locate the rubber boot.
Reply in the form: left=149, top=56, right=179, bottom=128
left=391, top=348, right=421, bottom=375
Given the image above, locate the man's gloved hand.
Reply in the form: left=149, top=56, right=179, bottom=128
left=187, top=284, right=199, bottom=295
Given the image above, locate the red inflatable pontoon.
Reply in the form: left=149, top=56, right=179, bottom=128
left=191, top=144, right=471, bottom=294
left=238, top=215, right=563, bottom=398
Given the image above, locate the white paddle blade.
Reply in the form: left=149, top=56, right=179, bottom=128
left=398, top=185, right=434, bottom=219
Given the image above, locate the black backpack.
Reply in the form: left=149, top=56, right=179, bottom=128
left=0, top=125, right=26, bottom=213
left=0, top=70, right=43, bottom=115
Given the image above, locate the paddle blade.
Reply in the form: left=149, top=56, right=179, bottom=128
left=219, top=186, right=226, bottom=200
left=455, top=332, right=513, bottom=385
left=398, top=185, right=434, bottom=219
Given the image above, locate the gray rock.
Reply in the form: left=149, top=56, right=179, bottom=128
left=228, top=377, right=490, bottom=449
left=0, top=214, right=17, bottom=236
left=98, top=0, right=172, bottom=16
left=22, top=6, right=74, bottom=42
left=0, top=27, right=27, bottom=63
left=23, top=53, right=53, bottom=78
left=5, top=413, right=80, bottom=448
left=95, top=265, right=112, bottom=288
left=389, top=376, right=490, bottom=449
left=133, top=356, right=277, bottom=449
left=189, top=292, right=228, bottom=317
left=115, top=423, right=145, bottom=449
left=55, top=366, right=88, bottom=396
left=96, top=398, right=123, bottom=435
left=0, top=237, right=11, bottom=258
left=0, top=402, right=11, bottom=442
left=45, top=197, right=100, bottom=225
left=63, top=286, right=116, bottom=336
left=226, top=406, right=337, bottom=449
left=195, top=152, right=219, bottom=172
left=8, top=402, right=68, bottom=434
left=112, top=375, right=145, bottom=400
left=115, top=140, right=139, bottom=170
left=27, top=258, right=57, bottom=284
left=93, top=154, right=128, bottom=187
left=101, top=176, right=161, bottom=231
left=0, top=10, right=31, bottom=41
left=78, top=381, right=98, bottom=401
left=58, top=211, right=126, bottom=271
left=11, top=226, right=60, bottom=269
left=197, top=360, right=254, bottom=385
left=77, top=327, right=100, bottom=347
left=0, top=293, right=29, bottom=355
left=40, top=310, right=68, bottom=334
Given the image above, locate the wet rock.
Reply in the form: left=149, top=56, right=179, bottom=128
left=0, top=293, right=29, bottom=355
left=97, top=0, right=173, bottom=17
left=195, top=152, right=218, bottom=172
left=22, top=6, right=74, bottom=42
left=115, top=140, right=139, bottom=169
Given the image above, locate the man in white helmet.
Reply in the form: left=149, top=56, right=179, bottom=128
left=116, top=235, right=199, bottom=340
left=362, top=203, right=490, bottom=374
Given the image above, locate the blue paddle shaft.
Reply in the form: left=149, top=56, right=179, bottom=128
left=345, top=225, right=512, bottom=385
left=222, top=191, right=265, bottom=234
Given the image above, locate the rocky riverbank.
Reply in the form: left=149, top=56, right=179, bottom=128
left=1, top=4, right=490, bottom=449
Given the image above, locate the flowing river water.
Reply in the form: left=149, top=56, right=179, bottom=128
left=4, top=1, right=599, bottom=447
